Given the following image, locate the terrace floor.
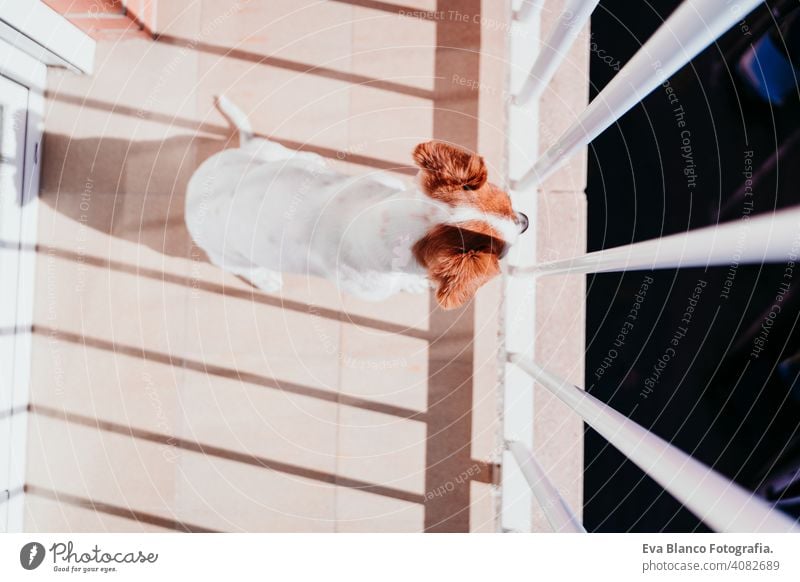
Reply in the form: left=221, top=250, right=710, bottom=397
left=23, top=0, right=587, bottom=532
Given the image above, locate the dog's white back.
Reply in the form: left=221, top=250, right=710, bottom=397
left=186, top=136, right=449, bottom=299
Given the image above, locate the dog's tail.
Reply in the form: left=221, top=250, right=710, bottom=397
left=215, top=94, right=254, bottom=145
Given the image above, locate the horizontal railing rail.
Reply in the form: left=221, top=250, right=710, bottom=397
left=513, top=205, right=800, bottom=276
left=509, top=356, right=800, bottom=533
left=512, top=0, right=762, bottom=190
left=502, top=0, right=799, bottom=533
left=514, top=0, right=600, bottom=107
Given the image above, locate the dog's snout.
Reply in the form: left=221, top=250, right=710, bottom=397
left=516, top=211, right=529, bottom=234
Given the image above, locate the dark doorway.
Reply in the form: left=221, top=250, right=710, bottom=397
left=585, top=0, right=800, bottom=532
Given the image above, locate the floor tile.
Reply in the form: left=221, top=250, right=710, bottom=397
left=336, top=405, right=427, bottom=495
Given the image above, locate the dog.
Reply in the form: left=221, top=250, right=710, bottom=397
left=185, top=96, right=529, bottom=309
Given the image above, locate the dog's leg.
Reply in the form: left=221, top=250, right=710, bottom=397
left=223, top=262, right=284, bottom=293
left=229, top=264, right=284, bottom=293
left=205, top=249, right=283, bottom=293
left=402, top=277, right=432, bottom=294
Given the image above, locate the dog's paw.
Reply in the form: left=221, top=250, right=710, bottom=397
left=247, top=268, right=283, bottom=293
left=404, top=278, right=431, bottom=295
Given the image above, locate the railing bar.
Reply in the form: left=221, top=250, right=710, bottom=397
left=513, top=205, right=800, bottom=277
left=507, top=440, right=587, bottom=533
left=514, top=0, right=600, bottom=107
left=509, top=356, right=800, bottom=533
left=512, top=0, right=763, bottom=190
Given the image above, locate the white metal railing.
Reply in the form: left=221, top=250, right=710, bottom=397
left=511, top=358, right=800, bottom=533
left=502, top=0, right=800, bottom=533
left=514, top=0, right=600, bottom=107
left=507, top=440, right=586, bottom=532
left=512, top=0, right=763, bottom=191
left=514, top=204, right=800, bottom=276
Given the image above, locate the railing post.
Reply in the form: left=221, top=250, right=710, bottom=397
left=513, top=0, right=763, bottom=190
left=513, top=206, right=800, bottom=277
left=510, top=356, right=800, bottom=533
left=507, top=441, right=586, bottom=532
left=514, top=0, right=599, bottom=107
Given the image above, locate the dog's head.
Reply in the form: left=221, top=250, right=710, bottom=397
left=411, top=141, right=529, bottom=310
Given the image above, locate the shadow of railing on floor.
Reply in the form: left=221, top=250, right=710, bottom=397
left=32, top=325, right=424, bottom=421
left=31, top=404, right=426, bottom=505
left=419, top=0, right=484, bottom=533
left=18, top=241, right=428, bottom=340
left=152, top=34, right=434, bottom=101
left=25, top=484, right=217, bottom=533
left=43, top=95, right=418, bottom=175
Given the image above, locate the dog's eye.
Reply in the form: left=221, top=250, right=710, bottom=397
left=463, top=184, right=476, bottom=191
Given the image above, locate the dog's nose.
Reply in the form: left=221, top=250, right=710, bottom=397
left=516, top=211, right=529, bottom=234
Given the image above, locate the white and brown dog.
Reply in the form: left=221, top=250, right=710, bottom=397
left=185, top=96, right=528, bottom=309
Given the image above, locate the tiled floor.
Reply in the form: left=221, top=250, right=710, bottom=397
left=26, top=0, right=511, bottom=533
left=26, top=0, right=588, bottom=533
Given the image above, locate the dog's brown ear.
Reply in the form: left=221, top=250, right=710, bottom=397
left=413, top=141, right=487, bottom=195
left=413, top=223, right=502, bottom=310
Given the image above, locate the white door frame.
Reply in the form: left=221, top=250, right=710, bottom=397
left=0, top=0, right=94, bottom=74
left=0, top=38, right=44, bottom=533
